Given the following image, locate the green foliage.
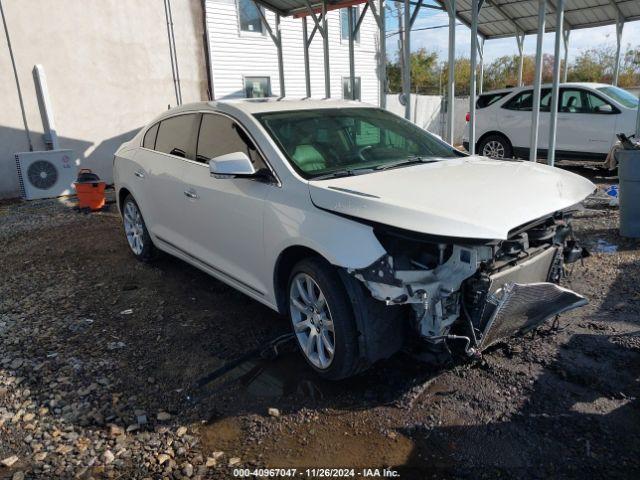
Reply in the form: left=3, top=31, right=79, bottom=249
left=385, top=43, right=640, bottom=95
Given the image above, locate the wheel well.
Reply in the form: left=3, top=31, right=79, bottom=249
left=118, top=188, right=131, bottom=214
left=476, top=131, right=511, bottom=150
left=273, top=246, right=326, bottom=314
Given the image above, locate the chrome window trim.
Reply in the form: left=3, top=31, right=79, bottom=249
left=138, top=110, right=282, bottom=187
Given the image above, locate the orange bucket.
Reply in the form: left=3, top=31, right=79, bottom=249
left=74, top=168, right=106, bottom=211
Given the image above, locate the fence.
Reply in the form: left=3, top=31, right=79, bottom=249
left=386, top=94, right=470, bottom=146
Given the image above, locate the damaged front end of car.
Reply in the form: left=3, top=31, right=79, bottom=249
left=348, top=211, right=589, bottom=358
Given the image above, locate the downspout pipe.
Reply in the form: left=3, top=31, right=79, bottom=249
left=1, top=0, right=33, bottom=151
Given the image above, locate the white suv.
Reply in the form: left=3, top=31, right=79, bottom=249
left=114, top=99, right=594, bottom=379
left=463, top=83, right=639, bottom=161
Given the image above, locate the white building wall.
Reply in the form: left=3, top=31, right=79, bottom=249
left=205, top=0, right=380, bottom=105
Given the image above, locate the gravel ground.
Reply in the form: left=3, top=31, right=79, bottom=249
left=0, top=166, right=639, bottom=479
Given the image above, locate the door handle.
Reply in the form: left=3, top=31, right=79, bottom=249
left=134, top=170, right=145, bottom=178
left=184, top=189, right=199, bottom=199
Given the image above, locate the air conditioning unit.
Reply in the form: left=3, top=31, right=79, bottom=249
left=15, top=150, right=77, bottom=200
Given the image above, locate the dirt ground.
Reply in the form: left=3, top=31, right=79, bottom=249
left=0, top=165, right=639, bottom=479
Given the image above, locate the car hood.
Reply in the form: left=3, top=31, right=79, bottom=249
left=308, top=156, right=595, bottom=240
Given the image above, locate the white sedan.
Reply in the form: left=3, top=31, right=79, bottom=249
left=114, top=99, right=595, bottom=379
left=463, top=82, right=639, bottom=160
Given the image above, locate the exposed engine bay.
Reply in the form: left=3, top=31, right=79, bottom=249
left=349, top=210, right=589, bottom=355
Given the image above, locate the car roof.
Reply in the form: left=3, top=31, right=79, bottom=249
left=162, top=98, right=376, bottom=118
left=481, top=82, right=612, bottom=97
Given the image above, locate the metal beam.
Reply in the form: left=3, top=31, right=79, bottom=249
left=516, top=31, right=525, bottom=86
left=410, top=0, right=424, bottom=28
left=529, top=0, right=545, bottom=162
left=485, top=0, right=528, bottom=34
left=444, top=0, right=456, bottom=144
left=547, top=0, right=564, bottom=167
left=469, top=0, right=480, bottom=155
left=256, top=5, right=285, bottom=97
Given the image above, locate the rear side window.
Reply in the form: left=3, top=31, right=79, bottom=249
left=155, top=114, right=199, bottom=159
left=477, top=92, right=509, bottom=109
left=503, top=89, right=551, bottom=111
left=142, top=123, right=159, bottom=149
left=196, top=114, right=266, bottom=169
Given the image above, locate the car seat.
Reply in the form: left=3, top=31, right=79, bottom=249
left=292, top=144, right=326, bottom=172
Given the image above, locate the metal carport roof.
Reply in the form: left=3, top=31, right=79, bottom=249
left=443, top=0, right=640, bottom=40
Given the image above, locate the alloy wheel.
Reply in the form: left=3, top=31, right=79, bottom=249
left=482, top=140, right=506, bottom=159
left=123, top=200, right=145, bottom=255
left=289, top=273, right=335, bottom=370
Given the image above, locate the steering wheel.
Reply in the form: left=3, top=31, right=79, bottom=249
left=357, top=145, right=374, bottom=161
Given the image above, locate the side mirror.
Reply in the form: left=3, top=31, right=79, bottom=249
left=596, top=104, right=613, bottom=114
left=209, top=151, right=256, bottom=179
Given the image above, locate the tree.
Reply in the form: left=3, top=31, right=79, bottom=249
left=386, top=48, right=440, bottom=94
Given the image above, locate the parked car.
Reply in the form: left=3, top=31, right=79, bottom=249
left=114, top=100, right=595, bottom=379
left=463, top=82, right=639, bottom=161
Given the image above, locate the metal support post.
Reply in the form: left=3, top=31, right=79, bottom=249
left=403, top=0, right=411, bottom=119
left=478, top=37, right=485, bottom=94
left=613, top=15, right=624, bottom=86
left=367, top=0, right=386, bottom=107
left=547, top=0, right=564, bottom=167
left=348, top=8, right=356, bottom=99
left=444, top=0, right=456, bottom=144
left=322, top=0, right=330, bottom=97
left=516, top=31, right=525, bottom=87
left=469, top=0, right=480, bottom=155
left=562, top=28, right=570, bottom=82
left=529, top=0, right=546, bottom=162
left=302, top=16, right=311, bottom=97
left=275, top=14, right=285, bottom=97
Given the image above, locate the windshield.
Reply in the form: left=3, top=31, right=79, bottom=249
left=597, top=86, right=639, bottom=109
left=255, top=108, right=463, bottom=179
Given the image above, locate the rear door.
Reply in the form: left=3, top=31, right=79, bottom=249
left=499, top=89, right=551, bottom=155
left=136, top=113, right=199, bottom=247
left=180, top=112, right=275, bottom=295
left=556, top=88, right=618, bottom=155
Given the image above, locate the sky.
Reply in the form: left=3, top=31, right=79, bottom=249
left=384, top=3, right=640, bottom=64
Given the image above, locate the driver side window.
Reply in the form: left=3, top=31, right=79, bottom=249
left=196, top=114, right=266, bottom=170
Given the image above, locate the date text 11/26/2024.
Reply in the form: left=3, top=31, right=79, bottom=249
left=232, top=468, right=401, bottom=478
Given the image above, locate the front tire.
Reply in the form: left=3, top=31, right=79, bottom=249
left=287, top=258, right=361, bottom=380
left=478, top=134, right=513, bottom=160
left=122, top=194, right=156, bottom=262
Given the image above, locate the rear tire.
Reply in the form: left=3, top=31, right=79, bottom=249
left=287, top=258, right=361, bottom=380
left=478, top=134, right=513, bottom=160
left=122, top=194, right=156, bottom=262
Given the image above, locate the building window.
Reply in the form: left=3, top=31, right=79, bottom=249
left=244, top=76, right=271, bottom=98
left=341, top=7, right=360, bottom=42
left=238, top=0, right=263, bottom=33
left=342, top=77, right=361, bottom=101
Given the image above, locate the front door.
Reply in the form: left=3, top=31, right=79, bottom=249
left=555, top=88, right=618, bottom=156
left=181, top=113, right=275, bottom=295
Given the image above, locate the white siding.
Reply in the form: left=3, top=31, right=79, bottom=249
left=205, top=0, right=380, bottom=105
